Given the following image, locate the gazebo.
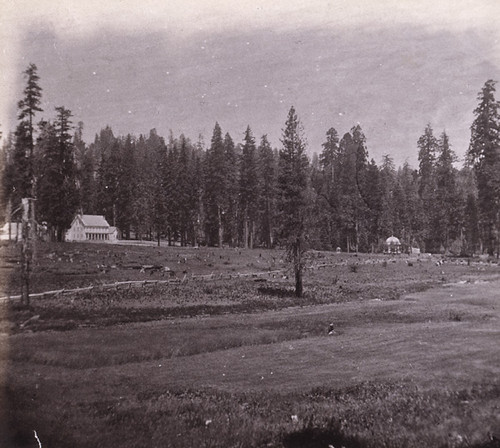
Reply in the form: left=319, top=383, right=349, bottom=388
left=385, top=236, right=402, bottom=254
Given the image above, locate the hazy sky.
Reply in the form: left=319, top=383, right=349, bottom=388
left=1, top=0, right=500, bottom=165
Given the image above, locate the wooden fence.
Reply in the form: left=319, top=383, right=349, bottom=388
left=0, top=269, right=286, bottom=303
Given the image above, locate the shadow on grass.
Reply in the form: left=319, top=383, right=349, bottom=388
left=257, top=286, right=296, bottom=298
left=472, top=439, right=500, bottom=448
left=282, top=426, right=367, bottom=448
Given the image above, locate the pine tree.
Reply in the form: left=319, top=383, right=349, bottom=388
left=337, top=132, right=357, bottom=251
left=174, top=134, right=199, bottom=246
left=74, top=122, right=98, bottom=215
left=464, top=193, right=479, bottom=254
left=0, top=133, right=18, bottom=229
left=17, top=63, right=43, bottom=197
left=8, top=122, right=32, bottom=208
left=336, top=126, right=371, bottom=252
left=257, top=135, right=277, bottom=248
left=36, top=107, right=78, bottom=241
left=131, top=135, right=154, bottom=239
left=239, top=126, right=259, bottom=248
left=351, top=125, right=377, bottom=252
left=115, top=135, right=137, bottom=239
left=203, top=123, right=226, bottom=246
left=378, top=154, right=397, bottom=240
left=4, top=64, right=43, bottom=213
left=223, top=132, right=239, bottom=247
left=165, top=137, right=179, bottom=244
left=417, top=124, right=438, bottom=251
left=467, top=80, right=500, bottom=255
left=364, top=158, right=382, bottom=251
left=315, top=127, right=340, bottom=249
left=191, top=146, right=204, bottom=246
left=278, top=107, right=309, bottom=297
left=396, top=163, right=421, bottom=250
left=319, top=127, right=339, bottom=172
left=147, top=129, right=168, bottom=245
left=96, top=128, right=121, bottom=226
left=435, top=131, right=458, bottom=251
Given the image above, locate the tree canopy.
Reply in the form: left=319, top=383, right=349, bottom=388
left=0, top=63, right=495, bottom=262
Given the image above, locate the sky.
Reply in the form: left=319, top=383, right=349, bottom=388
left=1, top=0, right=500, bottom=166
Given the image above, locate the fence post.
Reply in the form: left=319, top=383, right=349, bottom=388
left=20, top=198, right=36, bottom=307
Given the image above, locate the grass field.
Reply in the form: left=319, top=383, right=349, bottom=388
left=1, top=242, right=499, bottom=447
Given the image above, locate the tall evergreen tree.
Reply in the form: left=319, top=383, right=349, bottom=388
left=336, top=126, right=371, bottom=252
left=319, top=127, right=340, bottom=173
left=257, top=135, right=277, bottom=248
left=131, top=135, right=154, bottom=239
left=96, top=128, right=121, bottom=226
left=239, top=126, right=259, bottom=248
left=278, top=107, right=309, bottom=297
left=315, top=127, right=341, bottom=249
left=352, top=125, right=378, bottom=251
left=203, top=123, right=226, bottom=246
left=455, top=167, right=479, bottom=254
left=435, top=131, right=458, bottom=251
left=337, top=132, right=357, bottom=251
left=7, top=122, right=32, bottom=209
left=378, top=154, right=397, bottom=239
left=364, top=158, right=383, bottom=251
left=115, top=135, right=137, bottom=239
left=464, top=193, right=480, bottom=254
left=175, top=135, right=198, bottom=246
left=74, top=122, right=97, bottom=214
left=223, top=132, right=240, bottom=247
left=417, top=124, right=438, bottom=251
left=191, top=147, right=204, bottom=245
left=467, top=79, right=500, bottom=255
left=36, top=107, right=78, bottom=241
left=165, top=136, right=180, bottom=244
left=17, top=63, right=43, bottom=197
left=396, top=163, right=421, bottom=250
left=0, top=134, right=18, bottom=228
left=4, top=64, right=43, bottom=212
left=147, top=129, right=168, bottom=245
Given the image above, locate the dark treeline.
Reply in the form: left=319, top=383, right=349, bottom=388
left=2, top=64, right=500, bottom=255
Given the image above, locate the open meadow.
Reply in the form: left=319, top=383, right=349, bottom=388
left=0, top=242, right=499, bottom=447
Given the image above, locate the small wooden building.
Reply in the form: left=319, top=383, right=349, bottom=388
left=385, top=235, right=402, bottom=254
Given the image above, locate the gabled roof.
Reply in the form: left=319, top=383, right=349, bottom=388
left=79, top=214, right=110, bottom=227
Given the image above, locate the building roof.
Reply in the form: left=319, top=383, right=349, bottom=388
left=79, top=215, right=110, bottom=227
left=386, top=236, right=401, bottom=245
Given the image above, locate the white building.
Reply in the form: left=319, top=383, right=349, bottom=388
left=385, top=235, right=402, bottom=254
left=65, top=214, right=118, bottom=242
left=0, top=222, right=22, bottom=241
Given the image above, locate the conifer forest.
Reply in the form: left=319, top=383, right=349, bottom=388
left=2, top=64, right=500, bottom=256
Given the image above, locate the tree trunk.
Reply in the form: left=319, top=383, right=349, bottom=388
left=355, top=221, right=359, bottom=253
left=7, top=199, right=12, bottom=241
left=294, top=237, right=303, bottom=298
left=265, top=200, right=272, bottom=248
left=217, top=206, right=223, bottom=247
left=243, top=210, right=249, bottom=249
left=295, top=266, right=303, bottom=298
left=249, top=220, right=254, bottom=249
